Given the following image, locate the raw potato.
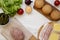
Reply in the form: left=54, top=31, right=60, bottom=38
left=50, top=10, right=60, bottom=20
left=34, top=0, right=44, bottom=8
left=42, top=4, right=52, bottom=15
left=25, top=6, right=32, bottom=14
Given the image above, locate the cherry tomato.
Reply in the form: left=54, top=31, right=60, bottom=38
left=17, top=8, right=24, bottom=15
left=54, top=0, right=60, bottom=6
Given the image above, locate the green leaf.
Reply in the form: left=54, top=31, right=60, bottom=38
left=0, top=0, right=23, bottom=17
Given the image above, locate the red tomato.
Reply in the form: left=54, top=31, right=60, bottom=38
left=54, top=0, right=60, bottom=6
left=17, top=8, right=24, bottom=15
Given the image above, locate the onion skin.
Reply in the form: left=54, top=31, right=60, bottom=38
left=25, top=0, right=32, bottom=5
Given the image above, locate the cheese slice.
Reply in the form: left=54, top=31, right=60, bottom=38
left=49, top=32, right=59, bottom=40
left=49, top=23, right=60, bottom=40
left=54, top=23, right=60, bottom=32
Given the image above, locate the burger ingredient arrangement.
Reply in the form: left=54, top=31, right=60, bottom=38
left=1, top=20, right=25, bottom=40
left=38, top=23, right=60, bottom=40
left=25, top=0, right=32, bottom=14
left=34, top=0, right=60, bottom=21
left=0, top=0, right=23, bottom=17
left=0, top=0, right=23, bottom=25
left=0, top=0, right=33, bottom=25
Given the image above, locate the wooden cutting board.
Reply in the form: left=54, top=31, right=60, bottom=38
left=29, top=36, right=37, bottom=40
left=34, top=0, right=60, bottom=21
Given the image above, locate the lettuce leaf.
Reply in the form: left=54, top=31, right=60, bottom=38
left=0, top=0, right=23, bottom=17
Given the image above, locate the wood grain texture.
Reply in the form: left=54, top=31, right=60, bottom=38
left=29, top=35, right=37, bottom=40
